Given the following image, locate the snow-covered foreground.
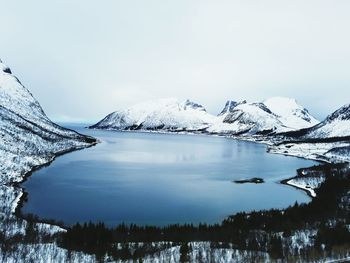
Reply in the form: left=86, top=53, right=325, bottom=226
left=2, top=239, right=348, bottom=262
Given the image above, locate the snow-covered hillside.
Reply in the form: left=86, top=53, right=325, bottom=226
left=90, top=98, right=216, bottom=131
left=0, top=59, right=96, bottom=185
left=91, top=97, right=318, bottom=136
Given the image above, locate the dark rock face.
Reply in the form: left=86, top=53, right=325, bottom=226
left=183, top=99, right=206, bottom=111
left=218, top=100, right=247, bottom=116
left=252, top=103, right=274, bottom=115
left=2, top=67, right=11, bottom=74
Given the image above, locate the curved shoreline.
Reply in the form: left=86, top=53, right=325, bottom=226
left=11, top=141, right=98, bottom=231
left=12, top=128, right=344, bottom=233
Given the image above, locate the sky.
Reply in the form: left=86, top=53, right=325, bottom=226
left=1, top=0, right=350, bottom=123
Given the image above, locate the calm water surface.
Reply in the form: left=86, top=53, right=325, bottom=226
left=21, top=124, right=316, bottom=226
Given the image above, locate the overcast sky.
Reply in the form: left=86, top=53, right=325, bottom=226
left=1, top=1, right=350, bottom=123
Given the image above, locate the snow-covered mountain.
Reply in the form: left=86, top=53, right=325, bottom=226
left=0, top=59, right=96, bottom=185
left=208, top=97, right=318, bottom=136
left=90, top=98, right=216, bottom=131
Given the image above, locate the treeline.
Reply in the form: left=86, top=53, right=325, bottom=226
left=56, top=164, right=349, bottom=260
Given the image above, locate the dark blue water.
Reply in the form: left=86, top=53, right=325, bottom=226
left=21, top=124, right=315, bottom=226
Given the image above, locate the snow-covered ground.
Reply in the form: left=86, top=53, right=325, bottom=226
left=268, top=141, right=350, bottom=163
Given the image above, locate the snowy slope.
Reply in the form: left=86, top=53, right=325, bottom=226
left=303, top=103, right=350, bottom=139
left=90, top=98, right=216, bottom=131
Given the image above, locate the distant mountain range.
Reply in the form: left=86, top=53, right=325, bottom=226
left=91, top=97, right=350, bottom=162
left=90, top=97, right=319, bottom=136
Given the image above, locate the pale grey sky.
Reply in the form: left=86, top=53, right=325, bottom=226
left=1, top=0, right=350, bottom=122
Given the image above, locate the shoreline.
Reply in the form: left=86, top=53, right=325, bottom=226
left=280, top=178, right=316, bottom=198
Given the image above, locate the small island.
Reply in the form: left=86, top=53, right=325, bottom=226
left=233, top=177, right=265, bottom=184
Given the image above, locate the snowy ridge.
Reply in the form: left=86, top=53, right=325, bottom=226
left=91, top=97, right=319, bottom=136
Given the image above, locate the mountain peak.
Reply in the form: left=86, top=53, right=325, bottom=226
left=0, top=60, right=12, bottom=74
left=326, top=103, right=350, bottom=122
left=263, top=96, right=319, bottom=128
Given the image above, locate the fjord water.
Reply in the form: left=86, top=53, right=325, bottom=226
left=22, top=125, right=315, bottom=226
